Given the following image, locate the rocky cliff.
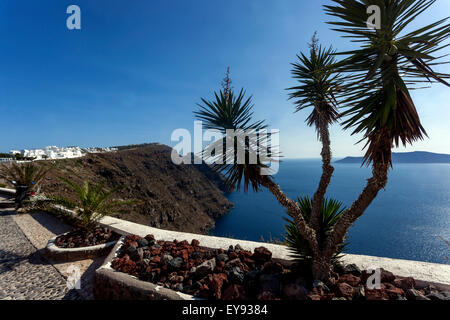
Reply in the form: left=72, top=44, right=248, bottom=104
left=38, top=144, right=233, bottom=234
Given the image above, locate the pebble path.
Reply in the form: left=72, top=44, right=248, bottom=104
left=0, top=208, right=81, bottom=300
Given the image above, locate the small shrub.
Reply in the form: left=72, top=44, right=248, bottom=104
left=51, top=177, right=140, bottom=230
left=0, top=162, right=51, bottom=208
left=284, top=196, right=348, bottom=266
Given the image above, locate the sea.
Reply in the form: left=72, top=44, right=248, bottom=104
left=212, top=159, right=450, bottom=264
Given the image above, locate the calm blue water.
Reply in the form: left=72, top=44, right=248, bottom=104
left=212, top=160, right=450, bottom=264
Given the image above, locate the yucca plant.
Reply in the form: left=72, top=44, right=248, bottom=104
left=0, top=162, right=51, bottom=208
left=325, top=0, right=450, bottom=166
left=316, top=0, right=450, bottom=277
left=196, top=0, right=450, bottom=282
left=287, top=33, right=345, bottom=243
left=284, top=196, right=348, bottom=266
left=195, top=70, right=333, bottom=281
left=195, top=86, right=273, bottom=192
left=52, top=177, right=139, bottom=230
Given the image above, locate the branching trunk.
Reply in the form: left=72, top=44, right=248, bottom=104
left=310, top=119, right=334, bottom=236
left=262, top=177, right=320, bottom=254
left=324, top=160, right=390, bottom=258
left=311, top=254, right=333, bottom=283
left=262, top=135, right=389, bottom=283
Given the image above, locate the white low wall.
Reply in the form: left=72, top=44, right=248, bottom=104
left=97, top=215, right=450, bottom=286
left=0, top=187, right=15, bottom=196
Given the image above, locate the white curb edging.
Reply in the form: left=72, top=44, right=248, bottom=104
left=0, top=187, right=16, bottom=195
left=44, top=231, right=118, bottom=262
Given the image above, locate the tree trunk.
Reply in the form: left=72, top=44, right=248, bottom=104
left=15, top=185, right=30, bottom=210
left=310, top=119, right=334, bottom=234
left=311, top=254, right=333, bottom=283
left=262, top=177, right=320, bottom=254
left=324, top=159, right=390, bottom=258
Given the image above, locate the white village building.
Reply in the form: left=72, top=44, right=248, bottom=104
left=9, top=145, right=118, bottom=161
left=10, top=146, right=84, bottom=160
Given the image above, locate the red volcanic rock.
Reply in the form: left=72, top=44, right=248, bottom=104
left=283, top=283, right=308, bottom=300
left=145, top=266, right=153, bottom=273
left=151, top=247, right=162, bottom=255
left=226, top=259, right=248, bottom=273
left=121, top=259, right=137, bottom=275
left=151, top=256, right=161, bottom=264
left=128, top=241, right=138, bottom=248
left=180, top=249, right=189, bottom=261
left=168, top=272, right=178, bottom=283
left=238, top=250, right=253, bottom=260
left=208, top=273, right=228, bottom=300
left=257, top=291, right=279, bottom=300
left=199, top=284, right=210, bottom=298
left=125, top=235, right=141, bottom=242
left=111, top=233, right=442, bottom=301
left=321, top=293, right=335, bottom=301
left=163, top=241, right=174, bottom=248
left=339, top=274, right=361, bottom=287
left=111, top=258, right=122, bottom=270
left=229, top=252, right=238, bottom=260
left=153, top=268, right=161, bottom=275
left=380, top=268, right=396, bottom=283
left=223, top=284, right=246, bottom=300
left=143, top=249, right=151, bottom=259
left=253, top=247, right=272, bottom=263
left=178, top=240, right=189, bottom=247
left=262, top=261, right=283, bottom=274
left=336, top=283, right=354, bottom=299
left=243, top=257, right=256, bottom=266
left=393, top=277, right=415, bottom=291
left=307, top=293, right=321, bottom=301
left=365, top=288, right=389, bottom=300
left=384, top=283, right=405, bottom=299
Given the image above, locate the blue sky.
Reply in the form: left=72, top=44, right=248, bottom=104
left=1, top=0, right=449, bottom=158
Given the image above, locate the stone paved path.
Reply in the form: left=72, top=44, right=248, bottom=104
left=0, top=209, right=81, bottom=300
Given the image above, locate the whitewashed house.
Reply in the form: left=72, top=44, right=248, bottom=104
left=8, top=145, right=116, bottom=161
left=10, top=146, right=84, bottom=160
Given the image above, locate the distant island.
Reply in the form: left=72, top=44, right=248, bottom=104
left=336, top=151, right=450, bottom=164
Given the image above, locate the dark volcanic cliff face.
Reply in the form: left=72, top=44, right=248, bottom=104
left=39, top=144, right=234, bottom=234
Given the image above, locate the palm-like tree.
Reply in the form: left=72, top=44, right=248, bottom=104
left=195, top=88, right=271, bottom=192
left=0, top=162, right=50, bottom=208
left=52, top=177, right=139, bottom=230
left=197, top=0, right=450, bottom=281
left=287, top=33, right=344, bottom=240
left=195, top=71, right=325, bottom=280
left=321, top=0, right=450, bottom=267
